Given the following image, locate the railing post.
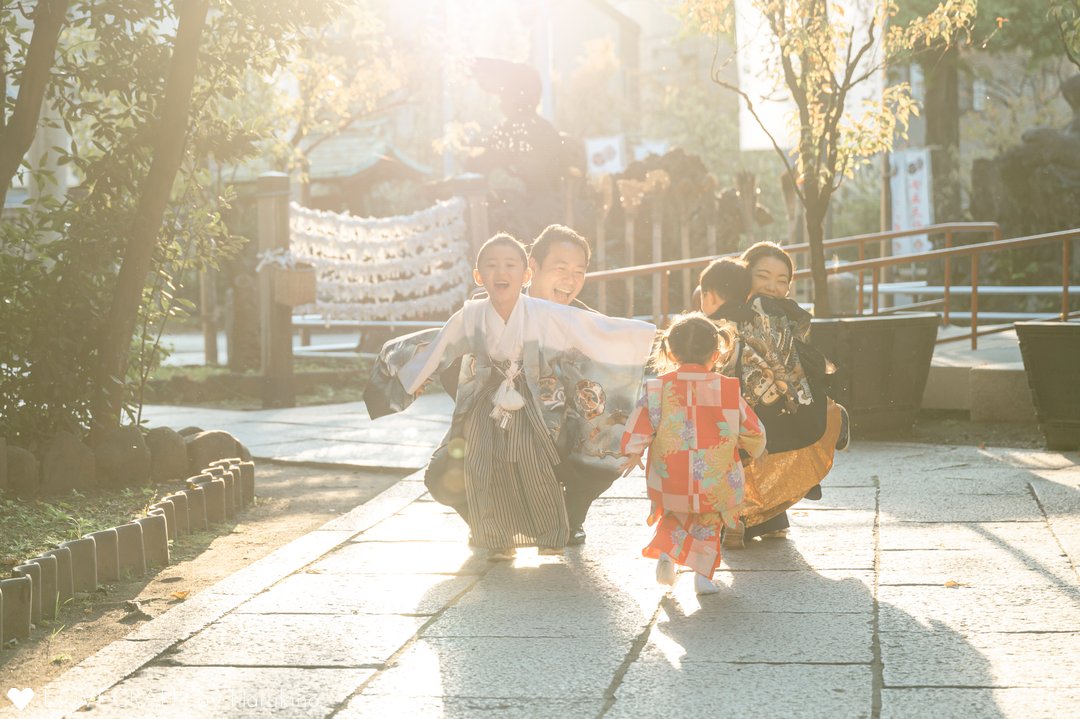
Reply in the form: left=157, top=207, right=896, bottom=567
left=970, top=253, right=979, bottom=350
left=872, top=267, right=880, bottom=315
left=660, top=270, right=670, bottom=326
left=256, top=172, right=295, bottom=409
left=1064, top=238, right=1073, bottom=321
left=943, top=229, right=952, bottom=326
left=857, top=242, right=865, bottom=315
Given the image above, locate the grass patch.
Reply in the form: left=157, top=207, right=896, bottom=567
left=0, top=487, right=160, bottom=567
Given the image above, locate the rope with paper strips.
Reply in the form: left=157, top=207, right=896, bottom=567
left=288, top=197, right=470, bottom=321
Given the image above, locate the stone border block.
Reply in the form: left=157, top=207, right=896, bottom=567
left=61, top=537, right=97, bottom=594
left=164, top=491, right=189, bottom=536
left=239, top=461, right=255, bottom=506
left=86, top=528, right=120, bottom=583
left=216, top=467, right=236, bottom=518
left=114, top=522, right=146, bottom=579
left=45, top=545, right=74, bottom=604
left=149, top=498, right=177, bottom=541
left=0, top=576, right=31, bottom=642
left=135, top=514, right=169, bottom=568
left=12, top=563, right=41, bottom=626
left=183, top=485, right=208, bottom=532
left=197, top=477, right=227, bottom=524
left=29, top=554, right=59, bottom=620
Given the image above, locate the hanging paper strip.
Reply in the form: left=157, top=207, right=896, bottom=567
left=288, top=197, right=470, bottom=321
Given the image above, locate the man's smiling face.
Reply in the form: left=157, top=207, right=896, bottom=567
left=528, top=241, right=588, bottom=305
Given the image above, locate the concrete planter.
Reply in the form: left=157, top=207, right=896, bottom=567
left=810, top=312, right=940, bottom=435
left=1015, top=320, right=1080, bottom=450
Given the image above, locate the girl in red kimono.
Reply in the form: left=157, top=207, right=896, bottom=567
left=620, top=314, right=767, bottom=594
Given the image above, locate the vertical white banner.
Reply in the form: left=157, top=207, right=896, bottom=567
left=735, top=0, right=884, bottom=152
left=889, top=147, right=934, bottom=255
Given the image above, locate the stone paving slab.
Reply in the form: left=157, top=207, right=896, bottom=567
left=360, top=636, right=628, bottom=699
left=648, top=607, right=872, bottom=663
left=234, top=573, right=478, bottom=616
left=881, top=628, right=1080, bottom=688
left=879, top=584, right=1080, bottom=633
left=165, top=613, right=426, bottom=668
left=880, top=688, right=1080, bottom=719
left=879, top=492, right=1045, bottom=523
left=335, top=695, right=607, bottom=719
left=877, top=547, right=1078, bottom=588
left=609, top=661, right=872, bottom=718
left=79, top=666, right=374, bottom=719
left=313, top=540, right=487, bottom=576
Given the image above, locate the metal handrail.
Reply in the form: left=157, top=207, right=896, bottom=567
left=586, top=222, right=999, bottom=283
left=587, top=222, right=1075, bottom=351
left=796, top=226, right=1079, bottom=347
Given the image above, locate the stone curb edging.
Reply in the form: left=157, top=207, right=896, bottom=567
left=16, top=472, right=428, bottom=719
left=0, top=459, right=256, bottom=658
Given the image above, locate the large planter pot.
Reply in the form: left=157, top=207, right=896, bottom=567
left=810, top=312, right=940, bottom=435
left=1015, top=320, right=1080, bottom=450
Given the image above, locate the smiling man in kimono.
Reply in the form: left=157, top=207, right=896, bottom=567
left=365, top=225, right=641, bottom=546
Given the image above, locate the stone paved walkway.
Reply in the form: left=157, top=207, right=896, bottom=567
left=7, top=400, right=1080, bottom=718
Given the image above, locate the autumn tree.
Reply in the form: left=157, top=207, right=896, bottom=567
left=682, top=0, right=976, bottom=317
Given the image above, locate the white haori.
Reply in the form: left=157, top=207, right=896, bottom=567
left=397, top=294, right=656, bottom=464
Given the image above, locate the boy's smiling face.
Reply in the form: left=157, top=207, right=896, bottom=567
left=473, top=242, right=532, bottom=310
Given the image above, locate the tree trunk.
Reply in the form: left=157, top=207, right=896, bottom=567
left=91, top=0, right=210, bottom=433
left=0, top=0, right=70, bottom=209
left=923, top=44, right=961, bottom=224
left=805, top=199, right=832, bottom=318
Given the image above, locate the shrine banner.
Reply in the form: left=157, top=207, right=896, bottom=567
left=889, top=148, right=934, bottom=255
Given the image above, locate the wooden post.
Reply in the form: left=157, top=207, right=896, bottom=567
left=199, top=269, right=218, bottom=365
left=595, top=215, right=607, bottom=313
left=257, top=172, right=295, bottom=408
left=706, top=223, right=718, bottom=256
left=680, top=218, right=692, bottom=309
left=1063, top=238, right=1072, bottom=322
left=970, top=254, right=979, bottom=350
left=651, top=204, right=663, bottom=325
left=464, top=185, right=489, bottom=259
left=624, top=215, right=635, bottom=317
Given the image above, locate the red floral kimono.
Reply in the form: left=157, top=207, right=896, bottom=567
left=621, top=365, right=766, bottom=578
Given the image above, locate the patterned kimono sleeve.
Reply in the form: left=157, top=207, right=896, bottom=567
left=398, top=308, right=469, bottom=395
left=621, top=382, right=657, bottom=457
left=737, top=391, right=768, bottom=459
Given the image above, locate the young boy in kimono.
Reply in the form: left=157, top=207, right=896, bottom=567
left=393, top=234, right=655, bottom=560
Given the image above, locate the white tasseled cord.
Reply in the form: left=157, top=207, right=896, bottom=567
left=490, top=360, right=525, bottom=429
